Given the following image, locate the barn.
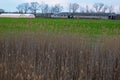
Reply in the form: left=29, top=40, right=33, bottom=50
left=0, top=14, right=35, bottom=18
left=73, top=13, right=110, bottom=19
left=109, top=14, right=120, bottom=20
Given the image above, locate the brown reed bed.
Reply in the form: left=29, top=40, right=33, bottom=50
left=0, top=32, right=120, bottom=80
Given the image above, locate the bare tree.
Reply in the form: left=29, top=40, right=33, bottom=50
left=16, top=4, right=24, bottom=13
left=86, top=5, right=89, bottom=13
left=41, top=2, right=48, bottom=14
left=22, top=3, right=29, bottom=14
left=55, top=4, right=63, bottom=13
left=90, top=9, right=95, bottom=13
left=98, top=3, right=104, bottom=12
left=108, top=5, right=114, bottom=13
left=50, top=6, right=54, bottom=13
left=102, top=5, right=108, bottom=13
left=50, top=4, right=63, bottom=13
left=93, top=3, right=104, bottom=13
left=69, top=3, right=79, bottom=13
left=79, top=6, right=85, bottom=13
left=93, top=3, right=98, bottom=12
left=0, top=9, right=5, bottom=14
left=68, top=3, right=72, bottom=13
left=17, top=3, right=29, bottom=14
left=29, top=2, right=40, bottom=15
left=42, top=4, right=49, bottom=13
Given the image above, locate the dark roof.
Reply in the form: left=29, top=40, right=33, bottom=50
left=55, top=12, right=114, bottom=16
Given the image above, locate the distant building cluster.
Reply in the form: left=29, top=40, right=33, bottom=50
left=50, top=12, right=120, bottom=20
left=0, top=12, right=120, bottom=20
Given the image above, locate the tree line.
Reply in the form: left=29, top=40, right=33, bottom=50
left=0, top=2, right=120, bottom=14
left=16, top=2, right=63, bottom=15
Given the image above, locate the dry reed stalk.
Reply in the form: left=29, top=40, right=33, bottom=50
left=0, top=32, right=120, bottom=80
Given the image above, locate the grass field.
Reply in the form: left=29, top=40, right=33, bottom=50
left=0, top=18, right=120, bottom=35
left=0, top=18, right=120, bottom=80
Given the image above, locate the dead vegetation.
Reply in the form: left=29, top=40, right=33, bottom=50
left=0, top=32, right=120, bottom=80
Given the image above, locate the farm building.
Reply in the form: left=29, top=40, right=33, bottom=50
left=36, top=13, right=53, bottom=18
left=51, top=12, right=114, bottom=19
left=109, top=14, right=120, bottom=20
left=51, top=13, right=69, bottom=18
left=0, top=13, right=35, bottom=18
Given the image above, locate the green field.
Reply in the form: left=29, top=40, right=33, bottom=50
left=0, top=18, right=120, bottom=35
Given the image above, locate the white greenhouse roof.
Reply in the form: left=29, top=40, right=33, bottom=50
left=0, top=13, right=35, bottom=18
